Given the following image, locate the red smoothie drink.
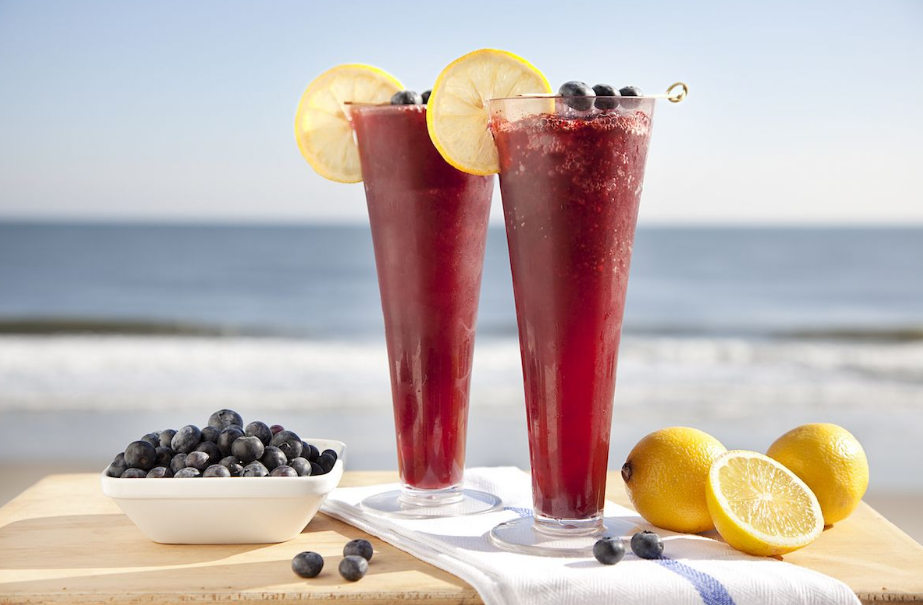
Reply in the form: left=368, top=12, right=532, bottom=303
left=349, top=104, right=493, bottom=492
left=490, top=97, right=654, bottom=524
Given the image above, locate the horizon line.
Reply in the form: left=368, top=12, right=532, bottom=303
left=1, top=215, right=922, bottom=229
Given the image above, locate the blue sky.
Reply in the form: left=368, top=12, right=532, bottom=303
left=0, top=0, right=921, bottom=224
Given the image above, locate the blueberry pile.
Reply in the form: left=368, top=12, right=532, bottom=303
left=390, top=89, right=432, bottom=105
left=292, top=538, right=374, bottom=582
left=558, top=80, right=644, bottom=111
left=105, top=409, right=338, bottom=479
left=593, top=530, right=664, bottom=565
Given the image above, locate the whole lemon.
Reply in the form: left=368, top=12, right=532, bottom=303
left=767, top=423, right=869, bottom=525
left=621, top=427, right=727, bottom=533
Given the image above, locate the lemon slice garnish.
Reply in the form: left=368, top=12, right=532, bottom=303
left=426, top=49, right=551, bottom=175
left=706, top=450, right=824, bottom=556
left=295, top=64, right=403, bottom=183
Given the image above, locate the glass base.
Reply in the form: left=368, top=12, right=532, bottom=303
left=489, top=513, right=639, bottom=557
left=359, top=484, right=502, bottom=519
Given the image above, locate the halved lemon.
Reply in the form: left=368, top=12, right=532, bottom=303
left=426, top=49, right=551, bottom=175
left=294, top=64, right=403, bottom=183
left=706, top=450, right=824, bottom=556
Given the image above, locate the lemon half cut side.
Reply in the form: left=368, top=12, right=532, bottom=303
left=294, top=64, right=403, bottom=183
left=706, top=450, right=824, bottom=557
left=426, top=49, right=551, bottom=176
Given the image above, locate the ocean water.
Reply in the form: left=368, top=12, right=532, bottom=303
left=0, top=223, right=921, bottom=489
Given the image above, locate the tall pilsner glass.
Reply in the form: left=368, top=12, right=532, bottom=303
left=348, top=103, right=501, bottom=517
left=488, top=96, right=656, bottom=554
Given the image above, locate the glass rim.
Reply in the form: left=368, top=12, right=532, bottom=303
left=487, top=94, right=656, bottom=102
left=343, top=102, right=425, bottom=108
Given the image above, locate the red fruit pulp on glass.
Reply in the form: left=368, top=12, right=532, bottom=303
left=492, top=108, right=654, bottom=519
left=351, top=105, right=493, bottom=490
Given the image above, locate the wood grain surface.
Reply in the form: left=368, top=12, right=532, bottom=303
left=0, top=472, right=920, bottom=604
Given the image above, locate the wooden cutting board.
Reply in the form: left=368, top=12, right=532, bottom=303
left=0, top=472, right=920, bottom=604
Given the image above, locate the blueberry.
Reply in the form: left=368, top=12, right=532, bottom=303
left=270, top=430, right=303, bottom=461
left=241, top=461, right=269, bottom=477
left=217, top=426, right=244, bottom=457
left=343, top=539, right=373, bottom=562
left=291, top=551, right=324, bottom=578
left=220, top=456, right=244, bottom=477
left=170, top=453, right=187, bottom=474
left=208, top=409, right=243, bottom=431
left=171, top=425, right=202, bottom=454
left=106, top=452, right=128, bottom=478
left=120, top=468, right=147, bottom=478
left=200, top=426, right=220, bottom=443
left=592, top=83, right=621, bottom=110
left=231, top=435, right=265, bottom=463
left=174, top=467, right=201, bottom=478
left=245, top=421, right=272, bottom=446
left=159, top=429, right=177, bottom=449
left=630, top=530, right=664, bottom=559
left=147, top=466, right=173, bottom=478
left=316, top=452, right=336, bottom=474
left=310, top=462, right=324, bottom=476
left=619, top=86, right=643, bottom=109
left=125, top=441, right=158, bottom=470
left=184, top=451, right=210, bottom=472
left=270, top=424, right=284, bottom=436
left=289, top=457, right=312, bottom=476
left=593, top=537, right=626, bottom=565
left=338, top=555, right=368, bottom=581
left=261, top=446, right=288, bottom=471
left=195, top=441, right=222, bottom=466
left=154, top=446, right=175, bottom=467
left=390, top=90, right=422, bottom=105
left=270, top=465, right=298, bottom=477
left=321, top=449, right=338, bottom=462
left=558, top=80, right=595, bottom=111
left=304, top=442, right=320, bottom=462
left=421, top=90, right=432, bottom=104
left=203, top=464, right=231, bottom=477
left=140, top=432, right=161, bottom=447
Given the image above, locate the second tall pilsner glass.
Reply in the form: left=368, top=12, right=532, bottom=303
left=488, top=95, right=657, bottom=554
left=348, top=103, right=501, bottom=518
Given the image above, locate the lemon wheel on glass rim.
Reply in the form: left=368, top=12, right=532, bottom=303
left=294, top=64, right=403, bottom=183
left=426, top=49, right=551, bottom=175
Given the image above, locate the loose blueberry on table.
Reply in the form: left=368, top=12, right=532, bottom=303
left=292, top=551, right=324, bottom=578
left=344, top=538, right=373, bottom=562
left=593, top=536, right=626, bottom=565
left=630, top=530, right=664, bottom=559
left=339, top=555, right=369, bottom=581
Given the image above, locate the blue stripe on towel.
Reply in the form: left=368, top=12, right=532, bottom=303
left=656, top=557, right=736, bottom=605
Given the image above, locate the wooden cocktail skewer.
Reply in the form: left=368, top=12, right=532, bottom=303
left=515, top=82, right=689, bottom=103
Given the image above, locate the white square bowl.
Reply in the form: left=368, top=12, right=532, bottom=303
left=101, top=438, right=346, bottom=544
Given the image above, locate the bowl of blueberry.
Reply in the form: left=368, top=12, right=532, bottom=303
left=100, top=409, right=346, bottom=544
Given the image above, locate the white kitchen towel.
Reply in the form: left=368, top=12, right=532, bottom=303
left=321, top=467, right=859, bottom=605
